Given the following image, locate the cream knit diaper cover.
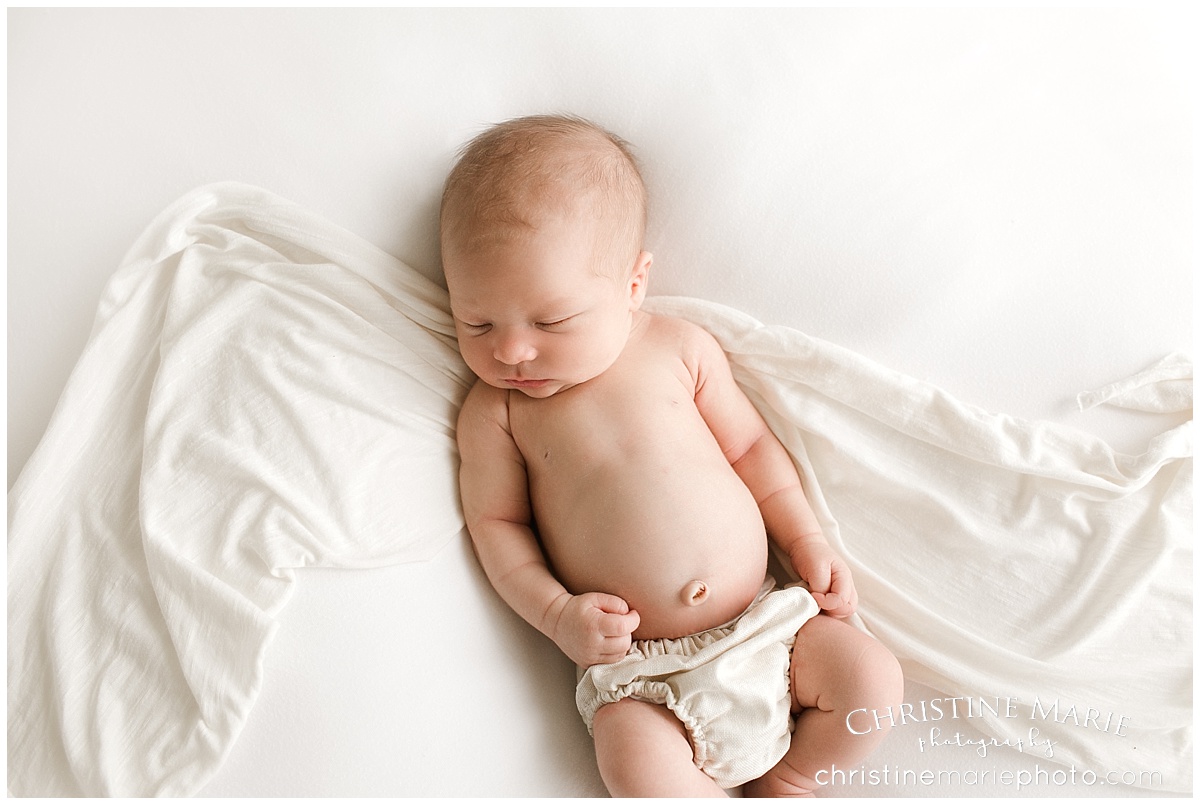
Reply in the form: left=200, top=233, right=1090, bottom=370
left=576, top=577, right=820, bottom=789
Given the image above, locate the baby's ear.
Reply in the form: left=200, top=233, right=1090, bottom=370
left=628, top=251, right=652, bottom=309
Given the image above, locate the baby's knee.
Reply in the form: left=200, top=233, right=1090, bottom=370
left=792, top=617, right=904, bottom=717
left=852, top=639, right=905, bottom=715
left=833, top=639, right=905, bottom=745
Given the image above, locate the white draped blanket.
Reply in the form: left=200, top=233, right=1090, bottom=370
left=8, top=184, right=1191, bottom=795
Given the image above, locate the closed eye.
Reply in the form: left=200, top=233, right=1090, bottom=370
left=458, top=320, right=492, bottom=335
left=537, top=316, right=575, bottom=331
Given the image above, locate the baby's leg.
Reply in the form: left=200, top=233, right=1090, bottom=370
left=591, top=698, right=727, bottom=797
left=745, top=614, right=904, bottom=797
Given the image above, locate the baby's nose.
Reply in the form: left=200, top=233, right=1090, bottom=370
left=493, top=330, right=537, bottom=366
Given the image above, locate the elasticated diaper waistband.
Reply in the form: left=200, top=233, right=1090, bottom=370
left=625, top=576, right=778, bottom=660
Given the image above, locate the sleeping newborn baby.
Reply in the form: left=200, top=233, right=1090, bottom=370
left=440, top=114, right=902, bottom=797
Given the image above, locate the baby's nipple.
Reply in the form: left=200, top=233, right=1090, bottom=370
left=680, top=580, right=709, bottom=606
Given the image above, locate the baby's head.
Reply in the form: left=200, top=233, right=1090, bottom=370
left=440, top=114, right=647, bottom=276
left=440, top=115, right=653, bottom=397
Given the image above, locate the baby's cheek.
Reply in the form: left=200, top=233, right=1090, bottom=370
left=459, top=344, right=489, bottom=375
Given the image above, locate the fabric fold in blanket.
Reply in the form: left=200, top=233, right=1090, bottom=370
left=644, top=296, right=1192, bottom=794
left=8, top=183, right=1191, bottom=795
left=1076, top=351, right=1192, bottom=414
left=8, top=184, right=473, bottom=796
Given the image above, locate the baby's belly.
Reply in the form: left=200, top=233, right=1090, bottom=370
left=534, top=453, right=770, bottom=640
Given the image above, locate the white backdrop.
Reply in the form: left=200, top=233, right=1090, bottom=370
left=8, top=7, right=1194, bottom=798
left=10, top=8, right=1193, bottom=483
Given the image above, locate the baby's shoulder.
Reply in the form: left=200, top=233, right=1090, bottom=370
left=641, top=311, right=725, bottom=360
left=458, top=377, right=512, bottom=432
left=639, top=312, right=729, bottom=387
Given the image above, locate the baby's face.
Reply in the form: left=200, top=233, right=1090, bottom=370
left=444, top=216, right=648, bottom=398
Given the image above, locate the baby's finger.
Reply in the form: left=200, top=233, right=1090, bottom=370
left=827, top=563, right=853, bottom=601
left=601, top=633, right=634, bottom=658
left=598, top=608, right=640, bottom=637
left=813, top=588, right=857, bottom=618
left=592, top=593, right=631, bottom=615
left=811, top=590, right=843, bottom=611
left=804, top=560, right=832, bottom=595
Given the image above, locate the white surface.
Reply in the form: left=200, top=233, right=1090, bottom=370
left=8, top=185, right=474, bottom=796
left=9, top=8, right=1193, bottom=482
left=8, top=8, right=1193, bottom=798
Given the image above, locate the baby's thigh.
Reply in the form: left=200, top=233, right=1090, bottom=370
left=788, top=614, right=903, bottom=713
left=591, top=699, right=724, bottom=796
left=592, top=699, right=694, bottom=765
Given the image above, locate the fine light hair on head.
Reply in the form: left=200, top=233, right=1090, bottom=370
left=440, top=114, right=647, bottom=277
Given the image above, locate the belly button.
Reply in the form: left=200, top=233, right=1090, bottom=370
left=681, top=580, right=709, bottom=606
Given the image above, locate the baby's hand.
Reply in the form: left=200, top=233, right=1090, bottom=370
left=790, top=540, right=858, bottom=618
left=547, top=592, right=640, bottom=668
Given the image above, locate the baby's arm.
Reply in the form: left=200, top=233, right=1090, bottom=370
left=456, top=381, right=640, bottom=666
left=686, top=324, right=857, bottom=617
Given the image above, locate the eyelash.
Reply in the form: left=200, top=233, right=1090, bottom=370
left=459, top=317, right=573, bottom=334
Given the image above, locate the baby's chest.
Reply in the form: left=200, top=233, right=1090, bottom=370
left=511, top=358, right=698, bottom=468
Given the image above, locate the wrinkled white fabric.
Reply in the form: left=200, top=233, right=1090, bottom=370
left=1076, top=351, right=1192, bottom=414
left=9, top=184, right=1191, bottom=795
left=645, top=295, right=1192, bottom=794
left=8, top=183, right=473, bottom=796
